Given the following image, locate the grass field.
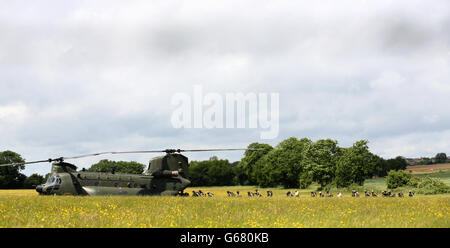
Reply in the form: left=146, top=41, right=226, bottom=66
left=409, top=169, right=450, bottom=185
left=0, top=188, right=448, bottom=228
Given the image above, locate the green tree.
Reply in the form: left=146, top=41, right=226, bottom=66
left=253, top=150, right=282, bottom=187
left=255, top=137, right=313, bottom=188
left=417, top=157, right=433, bottom=165
left=335, top=140, right=377, bottom=188
left=189, top=157, right=235, bottom=186
left=435, top=153, right=447, bottom=164
left=0, top=150, right=26, bottom=189
left=386, top=170, right=412, bottom=189
left=385, top=156, right=408, bottom=171
left=230, top=161, right=245, bottom=185
left=416, top=176, right=450, bottom=194
left=373, top=156, right=407, bottom=177
left=206, top=158, right=235, bottom=186
left=188, top=160, right=210, bottom=186
left=24, top=173, right=45, bottom=188
left=303, top=139, right=340, bottom=188
left=372, top=156, right=388, bottom=177
left=238, top=143, right=273, bottom=185
left=88, top=160, right=145, bottom=174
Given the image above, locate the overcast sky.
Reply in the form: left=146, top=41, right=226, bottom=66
left=1, top=0, right=449, bottom=176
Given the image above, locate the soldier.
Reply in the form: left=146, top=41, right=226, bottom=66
left=230, top=191, right=236, bottom=197
left=310, top=191, right=317, bottom=197
left=179, top=191, right=189, bottom=197
left=255, top=189, right=262, bottom=197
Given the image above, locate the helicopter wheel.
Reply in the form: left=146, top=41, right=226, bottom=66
left=178, top=191, right=189, bottom=197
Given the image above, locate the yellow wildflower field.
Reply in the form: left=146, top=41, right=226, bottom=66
left=0, top=188, right=448, bottom=228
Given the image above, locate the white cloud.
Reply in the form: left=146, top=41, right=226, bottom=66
left=0, top=103, right=27, bottom=120
left=0, top=0, right=449, bottom=175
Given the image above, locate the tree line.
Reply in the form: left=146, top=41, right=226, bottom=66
left=413, top=153, right=448, bottom=165
left=0, top=151, right=46, bottom=189
left=189, top=138, right=409, bottom=188
left=0, top=139, right=446, bottom=189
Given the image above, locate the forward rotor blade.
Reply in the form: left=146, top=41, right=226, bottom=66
left=0, top=159, right=52, bottom=167
left=0, top=147, right=264, bottom=167
left=61, top=150, right=169, bottom=160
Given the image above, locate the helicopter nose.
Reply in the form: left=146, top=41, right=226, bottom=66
left=36, top=185, right=43, bottom=194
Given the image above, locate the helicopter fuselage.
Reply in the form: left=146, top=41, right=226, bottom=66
left=36, top=153, right=191, bottom=196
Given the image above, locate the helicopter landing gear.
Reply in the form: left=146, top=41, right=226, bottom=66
left=178, top=191, right=189, bottom=197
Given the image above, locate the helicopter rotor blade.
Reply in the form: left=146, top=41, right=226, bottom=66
left=0, top=158, right=55, bottom=167
left=177, top=148, right=264, bottom=152
left=0, top=147, right=265, bottom=167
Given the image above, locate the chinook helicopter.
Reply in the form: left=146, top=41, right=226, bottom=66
left=0, top=148, right=257, bottom=196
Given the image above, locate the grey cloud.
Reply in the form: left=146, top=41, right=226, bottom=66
left=0, top=1, right=449, bottom=176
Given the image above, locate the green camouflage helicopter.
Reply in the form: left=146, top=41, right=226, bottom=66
left=0, top=148, right=256, bottom=196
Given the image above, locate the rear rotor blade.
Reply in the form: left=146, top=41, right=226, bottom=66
left=179, top=148, right=263, bottom=152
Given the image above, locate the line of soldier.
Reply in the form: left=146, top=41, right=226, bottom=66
left=364, top=190, right=414, bottom=197
left=309, top=191, right=335, bottom=197
left=191, top=189, right=415, bottom=198
left=226, top=189, right=274, bottom=197
left=191, top=190, right=214, bottom=197
left=309, top=190, right=415, bottom=198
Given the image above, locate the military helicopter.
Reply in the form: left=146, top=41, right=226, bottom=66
left=0, top=148, right=258, bottom=196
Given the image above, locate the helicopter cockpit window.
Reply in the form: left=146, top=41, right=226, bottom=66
left=47, top=176, right=56, bottom=184
left=47, top=176, right=62, bottom=184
